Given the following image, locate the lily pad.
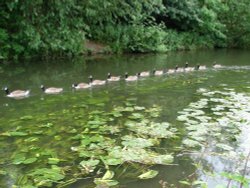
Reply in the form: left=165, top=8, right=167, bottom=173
left=138, top=170, right=159, bottom=179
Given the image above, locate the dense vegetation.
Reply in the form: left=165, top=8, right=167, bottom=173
left=0, top=0, right=250, bottom=61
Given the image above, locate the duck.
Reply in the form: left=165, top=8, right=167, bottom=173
left=166, top=68, right=175, bottom=74
left=4, top=87, right=30, bottom=99
left=213, top=63, right=222, bottom=68
left=89, top=75, right=106, bottom=86
left=184, top=62, right=195, bottom=72
left=152, top=69, right=164, bottom=76
left=196, top=64, right=207, bottom=70
left=41, top=85, right=63, bottom=94
left=175, top=65, right=184, bottom=73
left=140, top=71, right=150, bottom=77
left=125, top=72, right=140, bottom=81
left=107, top=73, right=120, bottom=82
left=72, top=82, right=91, bottom=90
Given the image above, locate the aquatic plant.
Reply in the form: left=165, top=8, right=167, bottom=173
left=177, top=87, right=250, bottom=187
left=0, top=98, right=177, bottom=187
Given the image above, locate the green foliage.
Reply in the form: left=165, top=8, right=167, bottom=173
left=91, top=24, right=168, bottom=53
left=0, top=1, right=85, bottom=60
left=1, top=0, right=250, bottom=61
left=220, top=0, right=250, bottom=48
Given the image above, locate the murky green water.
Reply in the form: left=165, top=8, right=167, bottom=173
left=1, top=50, right=250, bottom=188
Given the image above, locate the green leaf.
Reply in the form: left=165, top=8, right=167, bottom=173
left=23, top=157, right=37, bottom=164
left=94, top=178, right=119, bottom=187
left=179, top=180, right=191, bottom=185
left=20, top=115, right=33, bottom=120
left=138, top=170, right=158, bottom=179
left=48, top=158, right=60, bottom=165
left=12, top=153, right=26, bottom=164
left=0, top=170, right=7, bottom=175
left=80, top=159, right=100, bottom=172
left=103, top=158, right=123, bottom=166
left=29, top=167, right=65, bottom=184
left=102, top=170, right=115, bottom=180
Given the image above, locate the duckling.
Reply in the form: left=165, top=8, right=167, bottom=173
left=125, top=72, right=140, bottom=81
left=41, top=85, right=63, bottom=94
left=4, top=87, right=30, bottom=99
left=184, top=62, right=195, bottom=72
left=72, top=83, right=91, bottom=90
left=140, top=71, right=150, bottom=77
left=213, top=63, right=222, bottom=68
left=152, top=69, right=164, bottom=76
left=107, top=73, right=120, bottom=82
left=89, top=75, right=106, bottom=86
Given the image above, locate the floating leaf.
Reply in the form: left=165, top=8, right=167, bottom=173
left=1, top=131, right=28, bottom=137
left=128, top=113, right=144, bottom=120
left=153, top=155, right=174, bottom=165
left=29, top=166, right=65, bottom=186
left=94, top=178, right=119, bottom=187
left=23, top=157, right=37, bottom=164
left=121, top=135, right=154, bottom=148
left=138, top=170, right=158, bottom=179
left=183, top=139, right=201, bottom=148
left=20, top=116, right=33, bottom=120
left=103, top=158, right=123, bottom=166
left=216, top=143, right=233, bottom=151
left=0, top=170, right=7, bottom=175
left=179, top=180, right=191, bottom=185
left=48, top=158, right=60, bottom=165
left=12, top=153, right=26, bottom=165
left=80, top=159, right=100, bottom=172
left=102, top=170, right=115, bottom=180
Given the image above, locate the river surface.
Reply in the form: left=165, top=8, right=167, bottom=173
left=0, top=49, right=250, bottom=188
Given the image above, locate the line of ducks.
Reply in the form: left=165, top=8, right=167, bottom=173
left=3, top=63, right=222, bottom=99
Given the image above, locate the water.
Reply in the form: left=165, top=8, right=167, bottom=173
left=0, top=49, right=250, bottom=188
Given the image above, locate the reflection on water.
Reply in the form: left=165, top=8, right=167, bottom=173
left=0, top=49, right=250, bottom=188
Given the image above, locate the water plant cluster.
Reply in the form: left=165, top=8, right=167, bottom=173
left=0, top=97, right=177, bottom=187
left=177, top=87, right=250, bottom=187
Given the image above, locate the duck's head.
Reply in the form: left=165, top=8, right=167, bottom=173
left=152, top=69, right=156, bottom=74
left=137, top=72, right=141, bottom=77
left=89, top=75, right=93, bottom=82
left=196, top=64, right=200, bottom=70
left=175, top=65, right=178, bottom=70
left=72, top=83, right=77, bottom=88
left=40, top=85, right=45, bottom=91
left=107, top=73, right=111, bottom=79
left=125, top=72, right=128, bottom=78
left=185, top=62, right=189, bottom=68
left=4, top=87, right=9, bottom=95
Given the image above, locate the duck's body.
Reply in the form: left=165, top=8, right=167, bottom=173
left=140, top=71, right=150, bottom=77
left=72, top=83, right=91, bottom=90
left=176, top=68, right=185, bottom=73
left=167, top=68, right=175, bottom=74
left=107, top=73, right=120, bottom=82
left=153, top=69, right=164, bottom=76
left=175, top=65, right=184, bottom=73
left=197, top=64, right=207, bottom=70
left=125, top=72, right=139, bottom=81
left=185, top=67, right=195, bottom=72
left=213, top=64, right=222, bottom=68
left=89, top=75, right=106, bottom=86
left=184, top=62, right=195, bottom=72
left=41, top=85, right=63, bottom=94
left=4, top=87, right=30, bottom=99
